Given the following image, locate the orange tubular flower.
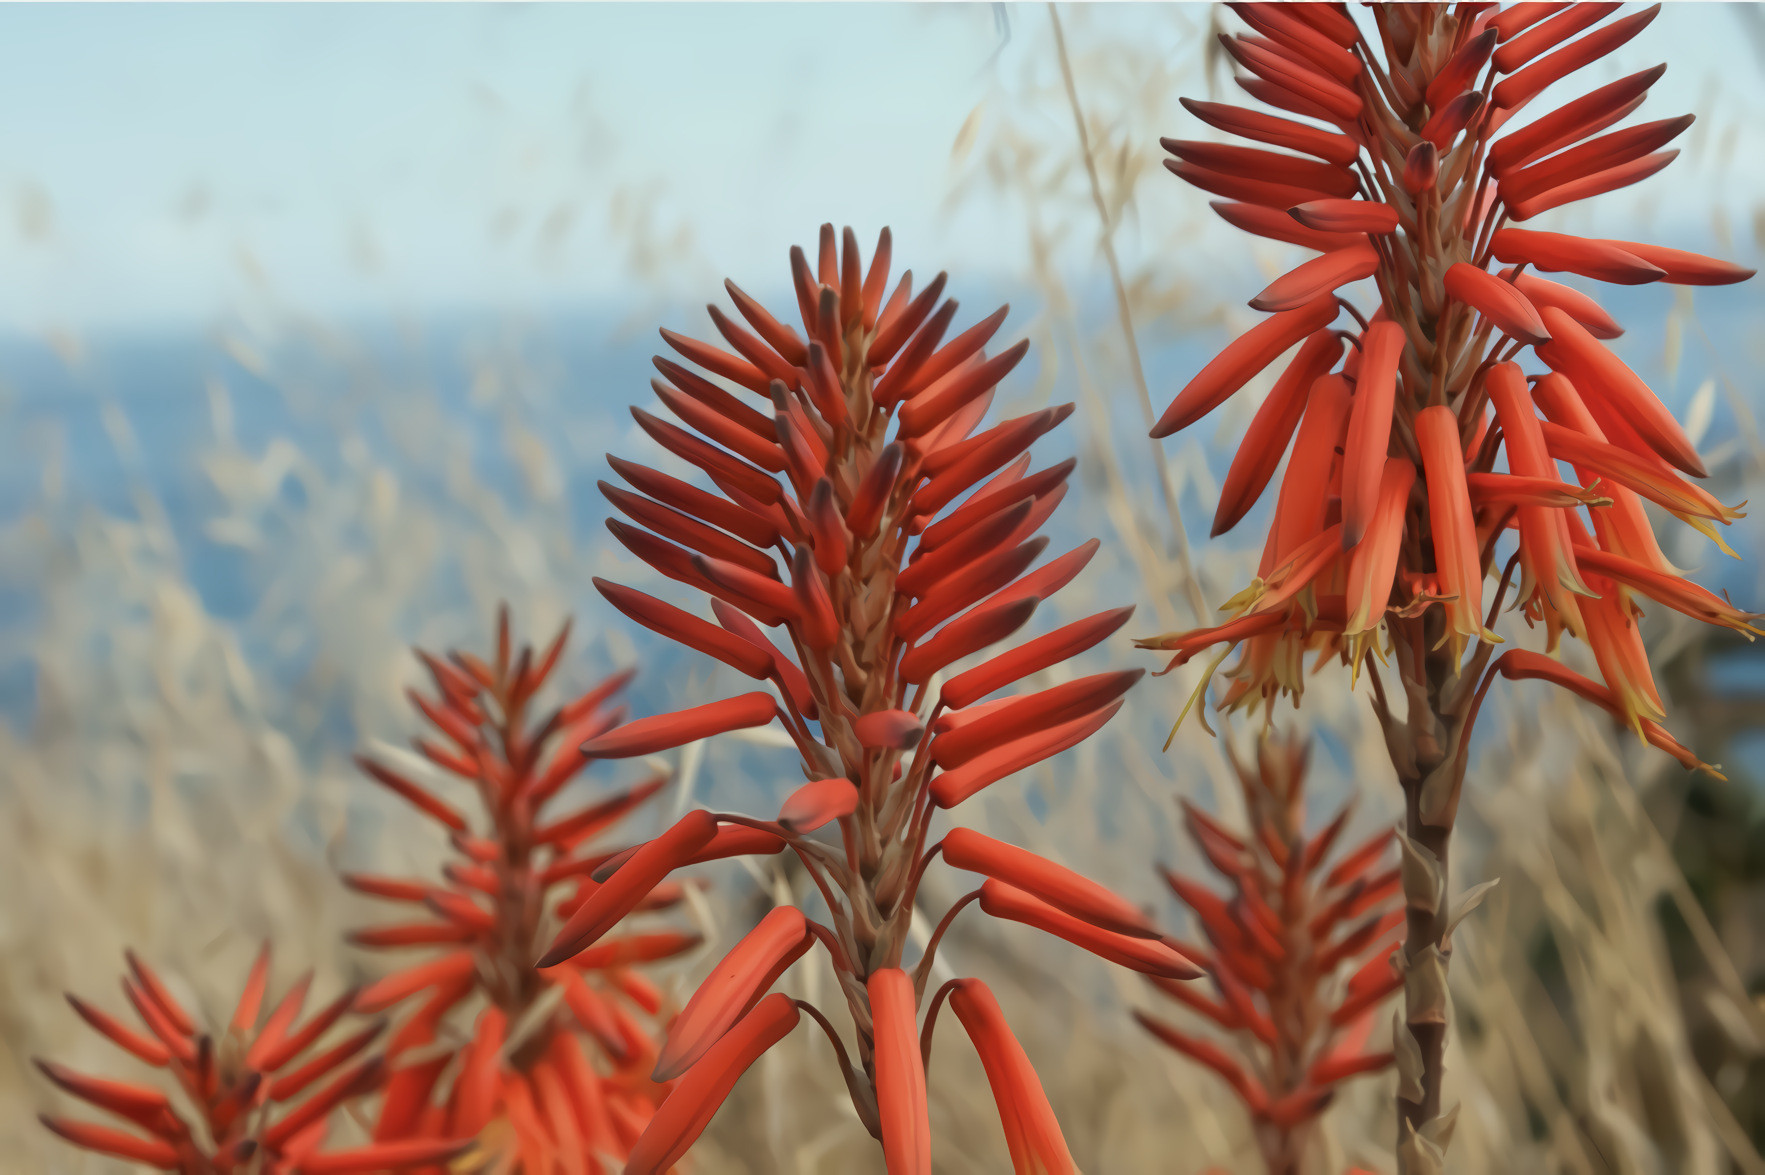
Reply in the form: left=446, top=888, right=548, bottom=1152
left=944, top=979, right=1076, bottom=1175
left=1141, top=737, right=1401, bottom=1175
left=539, top=225, right=1185, bottom=1172
left=1144, top=5, right=1754, bottom=1169
left=350, top=609, right=698, bottom=1173
left=38, top=948, right=469, bottom=1174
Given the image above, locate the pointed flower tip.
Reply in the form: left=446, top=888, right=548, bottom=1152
left=777, top=777, right=859, bottom=833
left=652, top=906, right=808, bottom=1083
left=626, top=993, right=800, bottom=1174
left=543, top=809, right=718, bottom=965
left=578, top=692, right=778, bottom=759
left=947, top=978, right=1078, bottom=1175
left=869, top=969, right=932, bottom=1175
left=852, top=708, right=925, bottom=749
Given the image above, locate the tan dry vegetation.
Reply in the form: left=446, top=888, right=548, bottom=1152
left=4, top=5, right=1765, bottom=1174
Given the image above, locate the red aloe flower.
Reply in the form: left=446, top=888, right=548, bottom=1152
left=541, top=224, right=1197, bottom=1172
left=38, top=947, right=468, bottom=1173
left=350, top=608, right=695, bottom=1173
left=1140, top=736, right=1401, bottom=1175
left=1144, top=5, right=1754, bottom=1169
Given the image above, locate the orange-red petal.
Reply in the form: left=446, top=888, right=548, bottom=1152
left=947, top=978, right=1078, bottom=1175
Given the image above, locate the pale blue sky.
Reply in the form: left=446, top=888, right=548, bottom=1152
left=0, top=3, right=1758, bottom=330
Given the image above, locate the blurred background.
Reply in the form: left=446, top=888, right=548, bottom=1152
left=3, top=3, right=1764, bottom=1171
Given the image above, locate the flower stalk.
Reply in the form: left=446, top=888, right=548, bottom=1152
left=38, top=948, right=469, bottom=1174
left=543, top=224, right=1197, bottom=1173
left=1144, top=5, right=1756, bottom=1169
left=350, top=608, right=693, bottom=1173
left=1142, top=735, right=1402, bottom=1175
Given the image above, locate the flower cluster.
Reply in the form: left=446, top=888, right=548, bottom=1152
left=539, top=224, right=1199, bottom=1173
left=1143, top=1, right=1756, bottom=781
left=1139, top=736, right=1401, bottom=1175
left=350, top=610, right=693, bottom=1173
left=39, top=948, right=466, bottom=1173
left=1142, top=4, right=1757, bottom=1169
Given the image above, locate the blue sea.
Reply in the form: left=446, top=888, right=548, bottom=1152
left=2, top=279, right=1760, bottom=781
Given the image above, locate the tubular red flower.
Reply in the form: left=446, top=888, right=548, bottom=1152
left=1225, top=34, right=1364, bottom=122
left=910, top=407, right=1071, bottom=516
left=943, top=828, right=1156, bottom=939
left=1598, top=239, right=1757, bottom=286
left=579, top=693, right=779, bottom=759
left=1416, top=406, right=1486, bottom=655
left=1163, top=139, right=1357, bottom=198
left=1489, top=363, right=1591, bottom=643
left=593, top=578, right=773, bottom=677
left=1421, top=90, right=1485, bottom=149
left=1539, top=422, right=1736, bottom=524
left=1576, top=546, right=1762, bottom=637
left=355, top=757, right=468, bottom=833
left=778, top=777, right=861, bottom=832
left=1340, top=321, right=1405, bottom=547
left=39, top=1118, right=180, bottom=1169
left=1153, top=296, right=1340, bottom=438
left=1251, top=244, right=1381, bottom=313
left=898, top=340, right=1033, bottom=438
left=1179, top=97, right=1360, bottom=165
left=947, top=979, right=1079, bottom=1175
left=1492, top=5, right=1660, bottom=110
left=1576, top=567, right=1668, bottom=732
left=1288, top=199, right=1400, bottom=235
left=1213, top=200, right=1366, bottom=252
left=928, top=669, right=1142, bottom=768
left=1500, top=116, right=1692, bottom=207
left=66, top=994, right=172, bottom=1068
left=1496, top=651, right=1718, bottom=776
left=1443, top=262, right=1550, bottom=345
left=1507, top=151, right=1679, bottom=221
left=899, top=596, right=1039, bottom=685
left=625, top=994, right=801, bottom=1175
left=1265, top=372, right=1351, bottom=568
left=653, top=908, right=811, bottom=1082
left=1491, top=228, right=1666, bottom=285
left=1467, top=472, right=1608, bottom=510
left=940, top=605, right=1133, bottom=709
left=916, top=457, right=1072, bottom=549
left=979, top=881, right=1199, bottom=979
left=931, top=701, right=1126, bottom=809
left=543, top=810, right=717, bottom=964
left=897, top=499, right=1035, bottom=599
left=1488, top=64, right=1664, bottom=175
left=1215, top=336, right=1345, bottom=538
left=1532, top=301, right=1708, bottom=476
left=602, top=480, right=780, bottom=575
left=1502, top=269, right=1623, bottom=338
left=870, top=969, right=931, bottom=1175
left=1230, top=6, right=1363, bottom=84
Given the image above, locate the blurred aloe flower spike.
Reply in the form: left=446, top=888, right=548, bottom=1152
left=545, top=224, right=1192, bottom=1173
left=1144, top=4, right=1755, bottom=1169
left=350, top=607, right=696, bottom=1173
left=38, top=946, right=470, bottom=1173
left=1140, top=735, right=1402, bottom=1175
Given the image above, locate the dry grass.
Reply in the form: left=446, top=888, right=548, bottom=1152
left=4, top=5, right=1764, bottom=1173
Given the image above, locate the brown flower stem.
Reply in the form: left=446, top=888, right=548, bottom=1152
left=1382, top=609, right=1470, bottom=1172
left=795, top=998, right=882, bottom=1139
left=909, top=889, right=982, bottom=998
